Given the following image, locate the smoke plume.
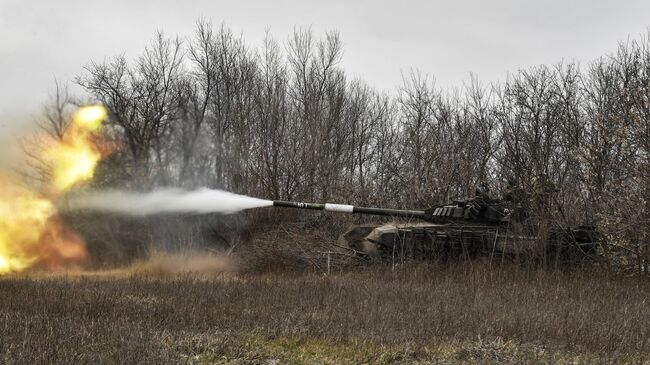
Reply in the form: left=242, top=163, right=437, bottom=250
left=62, top=188, right=273, bottom=215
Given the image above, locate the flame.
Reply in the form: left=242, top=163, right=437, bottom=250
left=0, top=105, right=107, bottom=275
left=48, top=105, right=107, bottom=191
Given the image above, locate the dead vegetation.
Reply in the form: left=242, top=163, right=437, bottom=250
left=0, top=263, right=648, bottom=364
left=33, top=22, right=646, bottom=271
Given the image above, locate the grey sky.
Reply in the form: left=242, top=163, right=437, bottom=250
left=1, top=0, right=649, bottom=139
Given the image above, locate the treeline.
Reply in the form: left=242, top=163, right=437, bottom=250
left=46, top=21, right=648, bottom=269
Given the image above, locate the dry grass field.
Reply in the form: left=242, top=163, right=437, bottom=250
left=1, top=261, right=649, bottom=364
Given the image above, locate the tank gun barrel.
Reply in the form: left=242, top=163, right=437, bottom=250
left=272, top=200, right=426, bottom=219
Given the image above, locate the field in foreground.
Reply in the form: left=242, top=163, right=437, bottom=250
left=0, top=263, right=649, bottom=364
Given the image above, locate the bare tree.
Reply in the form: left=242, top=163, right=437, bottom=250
left=66, top=21, right=650, bottom=270
left=77, top=32, right=184, bottom=186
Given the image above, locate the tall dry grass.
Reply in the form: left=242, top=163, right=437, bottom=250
left=0, top=263, right=648, bottom=363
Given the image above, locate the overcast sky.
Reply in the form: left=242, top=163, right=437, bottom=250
left=1, top=0, right=649, bottom=138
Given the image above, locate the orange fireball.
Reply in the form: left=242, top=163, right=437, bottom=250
left=47, top=105, right=107, bottom=191
left=0, top=177, right=87, bottom=274
left=0, top=105, right=107, bottom=274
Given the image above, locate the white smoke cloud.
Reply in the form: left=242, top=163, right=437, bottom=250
left=0, top=112, right=33, bottom=170
left=62, top=188, right=273, bottom=215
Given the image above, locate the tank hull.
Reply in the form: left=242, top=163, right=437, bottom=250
left=342, top=223, right=598, bottom=264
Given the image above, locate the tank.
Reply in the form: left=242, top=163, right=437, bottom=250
left=272, top=188, right=598, bottom=264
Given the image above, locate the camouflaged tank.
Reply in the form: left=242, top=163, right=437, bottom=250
left=272, top=186, right=598, bottom=263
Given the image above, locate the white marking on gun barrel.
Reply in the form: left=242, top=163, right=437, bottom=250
left=324, top=203, right=354, bottom=213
